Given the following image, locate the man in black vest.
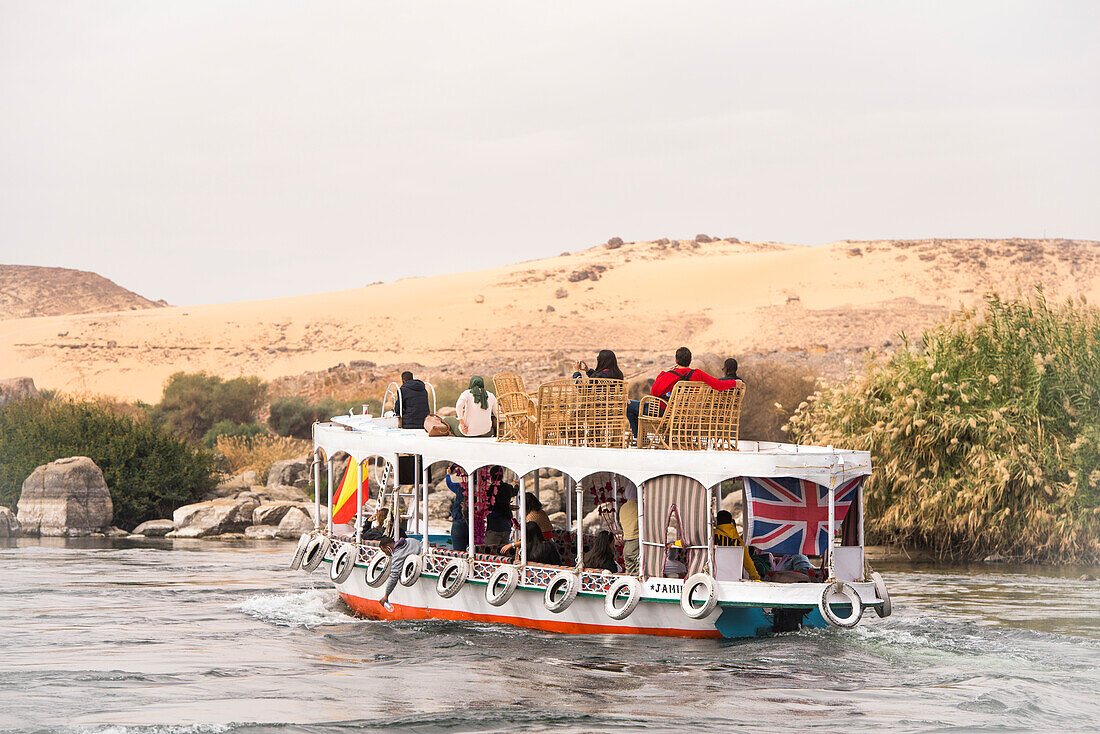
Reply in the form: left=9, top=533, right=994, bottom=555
left=396, top=371, right=430, bottom=430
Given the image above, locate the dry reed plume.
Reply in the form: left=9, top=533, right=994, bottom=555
left=790, top=290, right=1100, bottom=564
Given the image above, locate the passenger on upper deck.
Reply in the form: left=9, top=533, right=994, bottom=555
left=626, top=346, right=738, bottom=436
left=524, top=492, right=554, bottom=540
left=572, top=349, right=625, bottom=381
left=396, top=371, right=430, bottom=430
left=720, top=358, right=745, bottom=385
left=446, top=376, right=499, bottom=437
left=583, top=530, right=620, bottom=573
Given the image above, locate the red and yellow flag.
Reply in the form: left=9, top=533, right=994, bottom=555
left=332, top=461, right=368, bottom=524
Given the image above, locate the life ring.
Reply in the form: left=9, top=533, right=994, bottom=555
left=399, top=554, right=423, bottom=587
left=870, top=572, right=892, bottom=618
left=485, top=566, right=519, bottom=607
left=819, top=580, right=864, bottom=628
left=543, top=571, right=580, bottom=613
left=365, top=551, right=391, bottom=588
left=604, top=576, right=641, bottom=620
left=680, top=573, right=719, bottom=619
left=436, top=558, right=469, bottom=598
left=329, top=543, right=356, bottom=584
left=290, top=533, right=312, bottom=570
left=300, top=535, right=331, bottom=573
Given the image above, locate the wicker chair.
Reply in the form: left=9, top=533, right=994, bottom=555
left=493, top=371, right=526, bottom=399
left=496, top=389, right=537, bottom=443
left=574, top=377, right=630, bottom=448
left=535, top=379, right=580, bottom=446
left=536, top=378, right=630, bottom=448
left=638, top=381, right=745, bottom=450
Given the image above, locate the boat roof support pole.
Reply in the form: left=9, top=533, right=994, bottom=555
left=706, top=483, right=715, bottom=576
left=575, top=481, right=583, bottom=567
left=638, top=480, right=646, bottom=579
left=827, top=448, right=837, bottom=580
left=467, top=469, right=476, bottom=559
left=421, top=456, right=431, bottom=556
left=326, top=457, right=334, bottom=534
left=519, top=477, right=527, bottom=567
left=354, top=460, right=363, bottom=542
left=312, top=447, right=321, bottom=531
left=565, top=475, right=572, bottom=528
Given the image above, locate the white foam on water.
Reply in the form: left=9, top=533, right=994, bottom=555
left=233, top=588, right=359, bottom=627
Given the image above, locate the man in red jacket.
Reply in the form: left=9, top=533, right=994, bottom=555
left=627, top=346, right=736, bottom=437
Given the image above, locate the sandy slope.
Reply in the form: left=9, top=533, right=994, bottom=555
left=0, top=265, right=165, bottom=320
left=2, top=238, right=1097, bottom=402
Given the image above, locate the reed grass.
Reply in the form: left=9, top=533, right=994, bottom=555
left=789, top=290, right=1100, bottom=564
left=215, top=434, right=311, bottom=485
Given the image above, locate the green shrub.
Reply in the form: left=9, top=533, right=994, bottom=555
left=789, top=291, right=1100, bottom=564
left=203, top=420, right=268, bottom=448
left=150, top=372, right=267, bottom=442
left=0, top=396, right=217, bottom=529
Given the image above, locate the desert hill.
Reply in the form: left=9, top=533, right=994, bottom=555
left=0, top=265, right=165, bottom=320
left=1, top=237, right=1098, bottom=402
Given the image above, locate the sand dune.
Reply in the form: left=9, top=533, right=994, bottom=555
left=2, top=237, right=1098, bottom=402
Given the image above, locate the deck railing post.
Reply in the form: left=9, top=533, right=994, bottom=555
left=519, top=477, right=527, bottom=567
left=391, top=458, right=400, bottom=540
left=326, top=458, right=334, bottom=534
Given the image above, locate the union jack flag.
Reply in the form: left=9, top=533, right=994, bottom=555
left=744, top=476, right=862, bottom=556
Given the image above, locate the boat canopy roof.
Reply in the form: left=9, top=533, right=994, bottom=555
left=316, top=416, right=871, bottom=489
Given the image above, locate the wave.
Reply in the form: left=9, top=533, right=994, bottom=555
left=232, top=588, right=359, bottom=628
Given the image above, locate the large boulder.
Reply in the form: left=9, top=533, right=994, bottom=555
left=132, top=519, right=175, bottom=537
left=0, top=506, right=22, bottom=538
left=276, top=505, right=324, bottom=538
left=168, top=497, right=259, bottom=538
left=16, top=457, right=113, bottom=536
left=252, top=502, right=297, bottom=526
left=0, top=377, right=39, bottom=408
left=267, top=456, right=312, bottom=491
left=428, top=492, right=453, bottom=523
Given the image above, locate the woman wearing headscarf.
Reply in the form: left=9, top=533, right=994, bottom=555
left=446, top=375, right=500, bottom=437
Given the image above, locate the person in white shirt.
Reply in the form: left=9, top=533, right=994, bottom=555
left=448, top=376, right=500, bottom=437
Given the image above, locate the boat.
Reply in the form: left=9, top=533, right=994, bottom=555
left=289, top=377, right=892, bottom=638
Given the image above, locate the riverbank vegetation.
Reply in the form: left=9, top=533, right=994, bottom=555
left=0, top=395, right=217, bottom=528
left=215, top=434, right=311, bottom=483
left=790, top=291, right=1100, bottom=564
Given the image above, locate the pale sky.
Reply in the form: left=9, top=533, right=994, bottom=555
left=1, top=1, right=1098, bottom=305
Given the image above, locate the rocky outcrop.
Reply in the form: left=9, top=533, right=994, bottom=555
left=16, top=457, right=113, bottom=536
left=245, top=525, right=279, bottom=539
left=0, top=506, right=21, bottom=537
left=168, top=497, right=259, bottom=538
left=0, top=377, right=39, bottom=408
left=253, top=485, right=310, bottom=503
left=267, top=456, right=311, bottom=491
left=132, top=519, right=175, bottom=537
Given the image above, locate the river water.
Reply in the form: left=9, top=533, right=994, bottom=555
left=1, top=538, right=1098, bottom=733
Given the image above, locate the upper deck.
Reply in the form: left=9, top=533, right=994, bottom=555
left=316, top=415, right=872, bottom=488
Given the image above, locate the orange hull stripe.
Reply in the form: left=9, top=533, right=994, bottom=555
left=338, top=592, right=721, bottom=638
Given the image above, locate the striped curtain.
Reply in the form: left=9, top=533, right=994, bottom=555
left=641, top=475, right=708, bottom=578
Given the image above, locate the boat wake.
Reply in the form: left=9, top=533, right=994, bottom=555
left=233, top=588, right=359, bottom=628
